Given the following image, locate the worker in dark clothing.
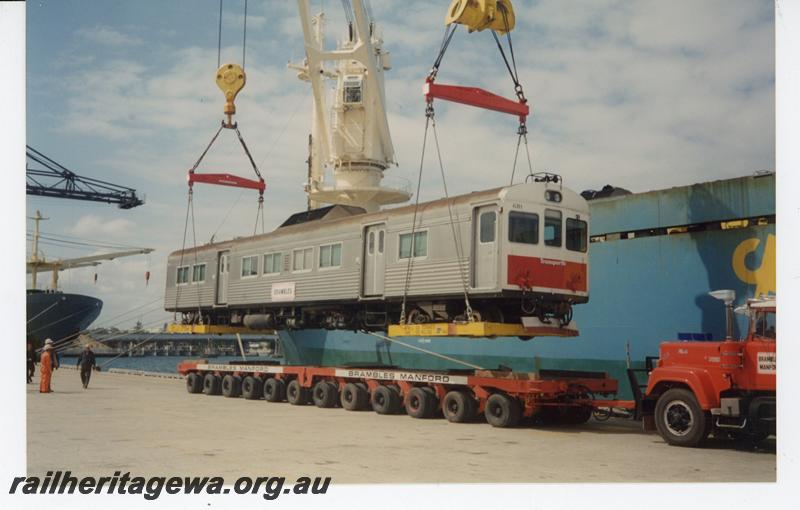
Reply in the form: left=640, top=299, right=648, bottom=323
left=76, top=345, right=97, bottom=389
left=26, top=338, right=36, bottom=384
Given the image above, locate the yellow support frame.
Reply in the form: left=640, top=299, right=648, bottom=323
left=387, top=321, right=579, bottom=338
left=166, top=324, right=272, bottom=335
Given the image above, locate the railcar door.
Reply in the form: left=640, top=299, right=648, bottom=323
left=472, top=205, right=499, bottom=289
left=362, top=224, right=386, bottom=297
left=216, top=251, right=230, bottom=305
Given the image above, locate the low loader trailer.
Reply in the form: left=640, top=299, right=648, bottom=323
left=177, top=292, right=776, bottom=446
left=177, top=361, right=630, bottom=428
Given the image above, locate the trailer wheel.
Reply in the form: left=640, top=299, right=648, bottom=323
left=406, top=387, right=438, bottom=418
left=655, top=388, right=710, bottom=447
left=221, top=375, right=242, bottom=398
left=564, top=406, right=593, bottom=425
left=241, top=376, right=263, bottom=400
left=186, top=373, right=203, bottom=394
left=443, top=390, right=477, bottom=423
left=263, top=378, right=286, bottom=402
left=286, top=379, right=310, bottom=406
left=485, top=393, right=522, bottom=428
left=371, top=385, right=402, bottom=415
left=312, top=381, right=339, bottom=408
left=341, top=382, right=369, bottom=411
left=203, top=374, right=221, bottom=395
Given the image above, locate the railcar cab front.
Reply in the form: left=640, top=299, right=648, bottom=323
left=495, top=173, right=589, bottom=325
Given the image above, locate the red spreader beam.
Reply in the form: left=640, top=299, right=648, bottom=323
left=188, top=172, right=266, bottom=194
left=423, top=79, right=529, bottom=121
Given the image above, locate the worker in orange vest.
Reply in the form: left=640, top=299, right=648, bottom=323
left=39, top=338, right=54, bottom=393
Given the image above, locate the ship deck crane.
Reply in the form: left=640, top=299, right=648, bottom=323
left=26, top=146, right=144, bottom=209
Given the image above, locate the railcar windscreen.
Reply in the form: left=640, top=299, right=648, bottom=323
left=508, top=212, right=538, bottom=244
left=544, top=209, right=562, bottom=247
left=566, top=218, right=588, bottom=252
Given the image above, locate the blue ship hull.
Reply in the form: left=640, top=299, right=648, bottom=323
left=27, top=290, right=103, bottom=346
left=278, top=174, right=775, bottom=397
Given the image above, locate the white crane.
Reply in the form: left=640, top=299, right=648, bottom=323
left=291, top=0, right=411, bottom=212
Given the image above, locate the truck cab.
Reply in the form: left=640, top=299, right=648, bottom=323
left=642, top=291, right=776, bottom=447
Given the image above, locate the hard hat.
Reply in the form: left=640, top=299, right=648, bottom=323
left=44, top=338, right=53, bottom=345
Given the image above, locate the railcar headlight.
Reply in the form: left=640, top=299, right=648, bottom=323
left=545, top=190, right=562, bottom=203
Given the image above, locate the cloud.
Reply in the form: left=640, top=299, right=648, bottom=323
left=69, top=215, right=137, bottom=239
left=76, top=25, right=142, bottom=47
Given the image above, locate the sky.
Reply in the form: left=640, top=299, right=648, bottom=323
left=23, top=0, right=777, bottom=330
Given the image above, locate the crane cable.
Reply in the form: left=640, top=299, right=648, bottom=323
left=399, top=24, right=461, bottom=325
left=487, top=6, right=535, bottom=184
left=399, top=103, right=473, bottom=325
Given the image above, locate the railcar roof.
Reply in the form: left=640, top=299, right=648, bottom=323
left=168, top=182, right=582, bottom=257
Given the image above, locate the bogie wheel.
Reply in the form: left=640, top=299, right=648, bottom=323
left=406, top=386, right=439, bottom=419
left=186, top=373, right=204, bottom=394
left=371, top=385, right=402, bottom=415
left=442, top=390, right=477, bottom=423
left=654, top=388, right=710, bottom=447
left=221, top=375, right=242, bottom=398
left=203, top=374, right=221, bottom=396
left=484, top=393, right=522, bottom=428
left=341, top=382, right=370, bottom=411
left=263, top=378, right=286, bottom=402
left=286, top=379, right=310, bottom=406
left=241, top=376, right=263, bottom=400
left=312, top=381, right=339, bottom=408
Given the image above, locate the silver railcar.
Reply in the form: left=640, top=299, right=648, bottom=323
left=165, top=177, right=589, bottom=330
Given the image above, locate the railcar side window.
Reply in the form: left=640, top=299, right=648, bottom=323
left=368, top=232, right=375, bottom=255
left=544, top=209, right=562, bottom=247
left=566, top=218, right=588, bottom=252
left=399, top=231, right=427, bottom=259
left=480, top=212, right=496, bottom=243
left=508, top=212, right=538, bottom=244
left=241, top=256, right=259, bottom=277
left=176, top=266, right=190, bottom=285
left=319, top=243, right=342, bottom=268
left=192, top=263, right=206, bottom=283
left=292, top=247, right=313, bottom=271
left=263, top=253, right=281, bottom=275
left=378, top=231, right=385, bottom=253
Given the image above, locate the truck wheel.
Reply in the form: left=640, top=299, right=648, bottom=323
left=443, top=390, right=477, bottom=423
left=485, top=393, right=522, bottom=428
left=406, top=387, right=438, bottom=418
left=371, top=385, right=402, bottom=414
left=221, top=375, right=242, bottom=398
left=312, top=381, right=339, bottom=408
left=655, top=388, right=710, bottom=447
left=563, top=406, right=593, bottom=425
left=203, top=374, right=221, bottom=395
left=241, top=376, right=263, bottom=400
left=286, top=379, right=310, bottom=406
left=263, top=378, right=286, bottom=402
left=186, top=373, right=203, bottom=394
left=341, top=382, right=369, bottom=411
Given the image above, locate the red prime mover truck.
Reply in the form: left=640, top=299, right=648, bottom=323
left=640, top=291, right=776, bottom=447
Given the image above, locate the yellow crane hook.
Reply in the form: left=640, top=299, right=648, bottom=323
left=216, top=63, right=246, bottom=127
left=444, top=0, right=516, bottom=34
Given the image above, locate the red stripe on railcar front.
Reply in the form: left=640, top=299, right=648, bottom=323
left=507, top=255, right=587, bottom=292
